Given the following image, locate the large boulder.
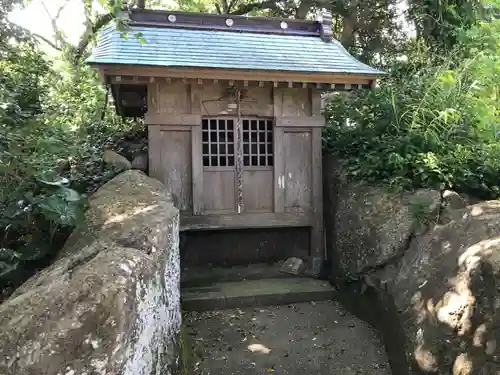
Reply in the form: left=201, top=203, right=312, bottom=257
left=380, top=200, right=500, bottom=374
left=131, top=152, right=148, bottom=172
left=103, top=149, right=132, bottom=170
left=0, top=170, right=181, bottom=375
left=323, top=154, right=441, bottom=281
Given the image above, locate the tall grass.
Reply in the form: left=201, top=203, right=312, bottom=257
left=324, top=18, right=500, bottom=197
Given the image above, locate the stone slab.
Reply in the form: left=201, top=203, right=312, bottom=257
left=181, top=278, right=335, bottom=311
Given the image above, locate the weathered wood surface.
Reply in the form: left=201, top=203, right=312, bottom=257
left=147, top=81, right=324, bottom=270
left=180, top=212, right=312, bottom=231
left=275, top=116, right=324, bottom=127
left=149, top=127, right=192, bottom=212
left=284, top=131, right=312, bottom=213
left=243, top=170, right=273, bottom=213
left=202, top=170, right=236, bottom=214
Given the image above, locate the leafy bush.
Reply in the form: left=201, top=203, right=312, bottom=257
left=0, top=44, right=85, bottom=295
left=324, top=18, right=500, bottom=198
left=0, top=42, right=141, bottom=298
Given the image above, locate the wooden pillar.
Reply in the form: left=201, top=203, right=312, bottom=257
left=190, top=84, right=203, bottom=215
left=273, top=87, right=285, bottom=212
left=310, top=89, right=324, bottom=276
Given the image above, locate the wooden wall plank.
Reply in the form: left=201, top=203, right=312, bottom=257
left=203, top=170, right=236, bottom=214
left=190, top=83, right=202, bottom=114
left=243, top=170, right=273, bottom=213
left=148, top=125, right=162, bottom=181
left=283, top=131, right=312, bottom=212
left=310, top=88, right=322, bottom=116
left=150, top=129, right=192, bottom=212
left=200, top=85, right=273, bottom=117
left=280, top=88, right=311, bottom=117
left=157, top=81, right=190, bottom=115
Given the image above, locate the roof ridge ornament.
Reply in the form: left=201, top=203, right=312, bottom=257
left=316, top=11, right=333, bottom=42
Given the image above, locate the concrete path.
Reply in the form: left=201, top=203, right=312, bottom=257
left=184, top=300, right=391, bottom=375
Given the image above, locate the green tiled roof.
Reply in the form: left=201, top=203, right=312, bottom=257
left=88, top=25, right=383, bottom=76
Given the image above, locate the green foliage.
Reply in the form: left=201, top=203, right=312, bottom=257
left=0, top=38, right=136, bottom=297
left=0, top=43, right=84, bottom=295
left=324, top=16, right=500, bottom=199
left=408, top=0, right=486, bottom=50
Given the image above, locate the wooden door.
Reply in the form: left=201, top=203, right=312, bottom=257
left=201, top=117, right=236, bottom=214
left=200, top=116, right=275, bottom=215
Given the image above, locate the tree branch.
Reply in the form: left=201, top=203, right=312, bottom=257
left=226, top=0, right=238, bottom=13
left=231, top=0, right=279, bottom=15
left=40, top=0, right=70, bottom=50
left=73, top=12, right=114, bottom=62
left=32, top=32, right=63, bottom=51
left=54, top=0, right=71, bottom=21
left=12, top=23, right=63, bottom=51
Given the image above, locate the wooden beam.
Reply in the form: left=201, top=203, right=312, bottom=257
left=108, top=75, right=373, bottom=90
left=145, top=113, right=201, bottom=125
left=275, top=116, right=325, bottom=127
left=180, top=212, right=312, bottom=231
left=99, top=65, right=377, bottom=85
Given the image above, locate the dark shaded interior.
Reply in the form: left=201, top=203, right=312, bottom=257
left=111, top=83, right=147, bottom=118
left=180, top=227, right=310, bottom=268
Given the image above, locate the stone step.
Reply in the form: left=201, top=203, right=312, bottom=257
left=181, top=262, right=290, bottom=288
left=181, top=277, right=335, bottom=311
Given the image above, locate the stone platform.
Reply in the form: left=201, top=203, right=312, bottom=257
left=181, top=277, right=335, bottom=311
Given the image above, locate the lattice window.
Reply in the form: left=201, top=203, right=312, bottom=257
left=202, top=118, right=235, bottom=167
left=202, top=117, right=273, bottom=168
left=242, top=118, right=273, bottom=167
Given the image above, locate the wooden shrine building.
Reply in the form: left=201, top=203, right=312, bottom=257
left=87, top=6, right=383, bottom=275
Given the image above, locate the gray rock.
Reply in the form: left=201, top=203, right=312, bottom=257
left=280, top=257, right=306, bottom=275
left=0, top=170, right=181, bottom=375
left=380, top=200, right=500, bottom=374
left=323, top=154, right=441, bottom=281
left=103, top=149, right=132, bottom=170
left=131, top=152, right=148, bottom=171
left=442, top=189, right=469, bottom=210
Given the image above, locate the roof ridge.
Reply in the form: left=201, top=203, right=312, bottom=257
left=127, top=9, right=324, bottom=38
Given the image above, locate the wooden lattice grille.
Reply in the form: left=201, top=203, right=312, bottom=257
left=202, top=118, right=235, bottom=167
left=202, top=117, right=273, bottom=168
left=242, top=119, right=274, bottom=167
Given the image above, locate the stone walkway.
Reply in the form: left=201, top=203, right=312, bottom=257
left=183, top=300, right=391, bottom=375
